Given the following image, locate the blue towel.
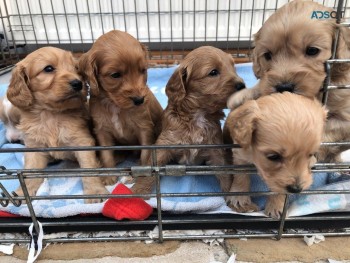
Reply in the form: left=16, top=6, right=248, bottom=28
left=147, top=174, right=228, bottom=213
left=147, top=66, right=177, bottom=109
left=251, top=172, right=329, bottom=210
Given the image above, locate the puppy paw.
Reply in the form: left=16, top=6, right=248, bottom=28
left=226, top=196, right=259, bottom=213
left=227, top=91, right=248, bottom=110
left=119, top=175, right=135, bottom=184
left=14, top=188, right=26, bottom=204
left=101, top=176, right=118, bottom=186
left=84, top=186, right=109, bottom=204
left=14, top=185, right=39, bottom=204
left=264, top=205, right=283, bottom=219
left=130, top=177, right=155, bottom=200
left=14, top=187, right=24, bottom=197
left=130, top=186, right=152, bottom=200
left=264, top=195, right=286, bottom=219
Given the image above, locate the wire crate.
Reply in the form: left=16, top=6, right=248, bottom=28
left=0, top=0, right=349, bottom=246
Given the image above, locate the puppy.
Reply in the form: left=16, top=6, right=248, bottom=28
left=0, top=95, right=23, bottom=143
left=224, top=92, right=327, bottom=218
left=7, top=47, right=108, bottom=203
left=78, top=30, right=163, bottom=185
left=228, top=0, right=350, bottom=162
left=131, top=46, right=246, bottom=195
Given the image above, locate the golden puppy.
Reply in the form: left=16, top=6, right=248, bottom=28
left=228, top=0, right=350, bottom=162
left=78, top=30, right=163, bottom=185
left=0, top=95, right=23, bottom=143
left=7, top=47, right=108, bottom=203
left=131, top=46, right=246, bottom=195
left=224, top=92, right=327, bottom=218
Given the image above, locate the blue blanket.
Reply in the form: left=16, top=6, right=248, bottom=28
left=1, top=63, right=350, bottom=218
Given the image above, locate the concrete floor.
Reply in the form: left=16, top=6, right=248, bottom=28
left=1, top=241, right=228, bottom=263
left=1, top=238, right=350, bottom=263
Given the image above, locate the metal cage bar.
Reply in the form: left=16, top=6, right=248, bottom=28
left=0, top=143, right=350, bottom=243
left=0, top=0, right=349, bottom=246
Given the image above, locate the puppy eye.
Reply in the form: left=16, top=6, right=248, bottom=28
left=309, top=153, right=316, bottom=158
left=208, top=69, right=219, bottom=77
left=263, top=51, right=272, bottom=61
left=111, top=72, right=122, bottom=78
left=305, top=47, right=320, bottom=56
left=266, top=153, right=283, bottom=162
left=141, top=68, right=147, bottom=74
left=43, top=65, right=55, bottom=73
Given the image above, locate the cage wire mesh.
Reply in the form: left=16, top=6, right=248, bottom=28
left=0, top=0, right=349, bottom=245
left=0, top=0, right=348, bottom=67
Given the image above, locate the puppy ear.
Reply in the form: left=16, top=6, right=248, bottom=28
left=7, top=65, right=33, bottom=109
left=78, top=52, right=99, bottom=96
left=141, top=43, right=149, bottom=58
left=165, top=66, right=187, bottom=104
left=252, top=30, right=262, bottom=79
left=321, top=105, right=328, bottom=122
left=332, top=25, right=350, bottom=80
left=226, top=100, right=260, bottom=148
left=141, top=44, right=149, bottom=79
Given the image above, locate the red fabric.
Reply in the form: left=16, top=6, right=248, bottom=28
left=0, top=211, right=20, bottom=217
left=102, top=183, right=153, bottom=221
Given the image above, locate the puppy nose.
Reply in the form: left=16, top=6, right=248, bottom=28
left=235, top=82, right=246, bottom=91
left=69, top=79, right=83, bottom=91
left=10, top=139, right=21, bottom=144
left=275, top=82, right=295, bottom=93
left=286, top=184, right=303, bottom=193
left=131, top=96, right=145, bottom=106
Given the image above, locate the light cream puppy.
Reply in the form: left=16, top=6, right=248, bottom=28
left=224, top=92, right=327, bottom=218
left=0, top=95, right=23, bottom=143
left=228, top=0, right=350, bottom=163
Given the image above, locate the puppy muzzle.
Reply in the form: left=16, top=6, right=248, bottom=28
left=69, top=79, right=83, bottom=92
left=286, top=184, right=303, bottom=193
left=235, top=82, right=246, bottom=91
left=275, top=82, right=295, bottom=93
left=130, top=96, right=145, bottom=106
